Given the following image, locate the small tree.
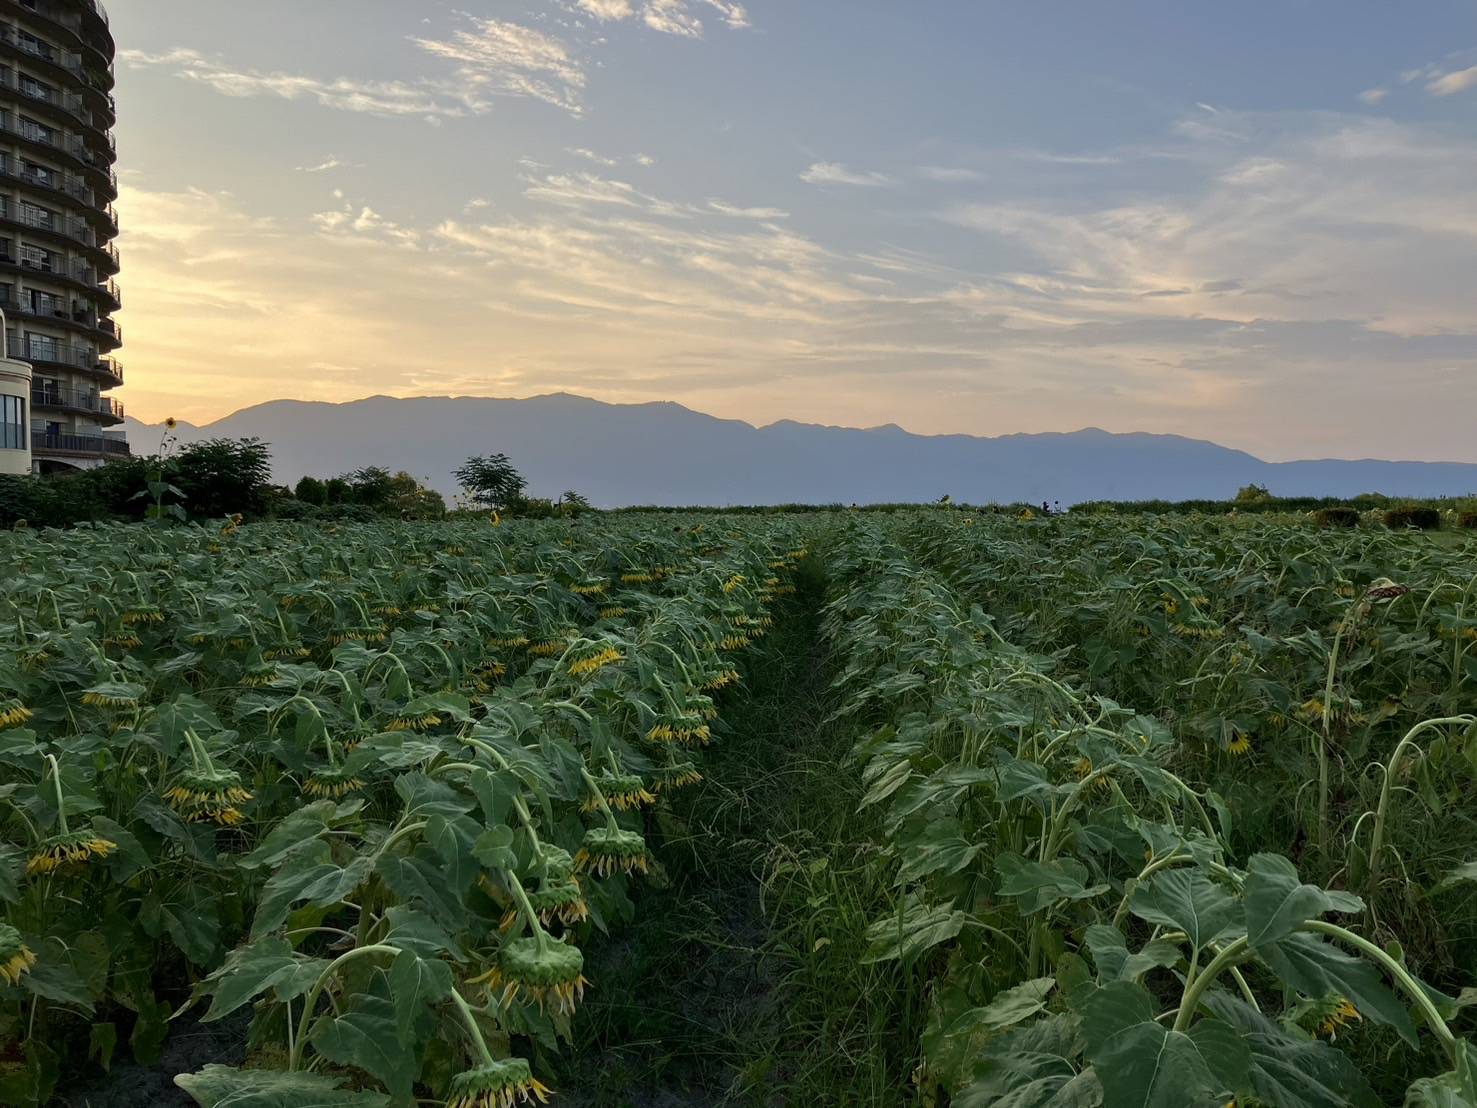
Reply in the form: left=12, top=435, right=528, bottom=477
left=386, top=472, right=446, bottom=520
left=1235, top=483, right=1272, bottom=504
left=558, top=490, right=592, bottom=517
left=455, top=454, right=527, bottom=511
left=294, top=475, right=328, bottom=506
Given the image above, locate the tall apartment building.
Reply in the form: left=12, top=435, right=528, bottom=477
left=0, top=0, right=124, bottom=474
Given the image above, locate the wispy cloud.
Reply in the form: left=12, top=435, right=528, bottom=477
left=1428, top=65, right=1477, bottom=96
left=1012, top=149, right=1122, bottom=166
left=412, top=17, right=585, bottom=115
left=120, top=47, right=492, bottom=118
left=576, top=0, right=749, bottom=36
left=576, top=0, right=635, bottom=19
left=800, top=162, right=894, bottom=187
left=708, top=199, right=790, bottom=220
left=918, top=166, right=984, bottom=183
left=297, top=156, right=359, bottom=173
left=568, top=147, right=618, bottom=166
left=1358, top=87, right=1388, bottom=105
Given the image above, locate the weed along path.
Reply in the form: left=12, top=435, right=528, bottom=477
left=557, top=556, right=922, bottom=1107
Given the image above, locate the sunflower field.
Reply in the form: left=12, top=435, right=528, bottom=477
left=1, top=510, right=1475, bottom=1107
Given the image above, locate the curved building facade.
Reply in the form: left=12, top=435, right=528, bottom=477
left=0, top=0, right=125, bottom=472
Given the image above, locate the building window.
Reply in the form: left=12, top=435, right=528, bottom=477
left=26, top=288, right=65, bottom=316
left=25, top=332, right=57, bottom=361
left=1, top=394, right=25, bottom=451
left=17, top=32, right=54, bottom=63
left=20, top=201, right=52, bottom=230
left=19, top=76, right=53, bottom=102
left=20, top=159, right=52, bottom=186
left=19, top=116, right=54, bottom=144
left=18, top=243, right=53, bottom=271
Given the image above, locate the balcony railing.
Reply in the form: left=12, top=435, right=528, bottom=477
left=0, top=110, right=115, bottom=188
left=0, top=23, right=82, bottom=77
left=2, top=202, right=105, bottom=250
left=31, top=384, right=123, bottom=420
left=0, top=67, right=104, bottom=132
left=0, top=292, right=121, bottom=345
left=0, top=151, right=95, bottom=205
left=97, top=353, right=121, bottom=384
left=6, top=334, right=110, bottom=372
left=33, top=431, right=129, bottom=458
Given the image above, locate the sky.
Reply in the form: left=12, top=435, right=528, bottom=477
left=111, top=1, right=1477, bottom=461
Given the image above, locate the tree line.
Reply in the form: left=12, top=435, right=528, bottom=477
left=0, top=439, right=592, bottom=528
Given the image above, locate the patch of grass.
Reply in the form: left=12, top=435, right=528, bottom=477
left=558, top=555, right=925, bottom=1106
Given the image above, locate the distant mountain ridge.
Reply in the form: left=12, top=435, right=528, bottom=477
left=122, top=393, right=1477, bottom=507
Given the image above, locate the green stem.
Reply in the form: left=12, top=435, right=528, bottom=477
left=288, top=944, right=402, bottom=1070
left=502, top=870, right=549, bottom=953
left=1304, top=920, right=1457, bottom=1056
left=43, top=754, right=69, bottom=836
left=449, top=990, right=496, bottom=1066
left=1171, top=937, right=1250, bottom=1032
left=1365, top=716, right=1476, bottom=914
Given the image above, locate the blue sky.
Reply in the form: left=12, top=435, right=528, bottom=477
left=113, top=1, right=1477, bottom=460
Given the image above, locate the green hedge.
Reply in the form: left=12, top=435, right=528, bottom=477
left=1385, top=505, right=1442, bottom=530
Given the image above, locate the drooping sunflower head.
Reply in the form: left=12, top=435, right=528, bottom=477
left=597, top=606, right=628, bottom=621
left=303, top=763, right=367, bottom=799
left=1310, top=995, right=1361, bottom=1039
left=477, top=937, right=588, bottom=1015
left=470, top=660, right=508, bottom=693
left=328, top=625, right=388, bottom=646
left=582, top=773, right=656, bottom=812
left=574, top=827, right=649, bottom=878
left=164, top=766, right=252, bottom=825
left=528, top=630, right=576, bottom=658
left=80, top=683, right=142, bottom=710
left=240, top=662, right=281, bottom=688
left=27, top=828, right=117, bottom=875
left=120, top=607, right=165, bottom=626
left=1364, top=577, right=1410, bottom=603
left=502, top=878, right=589, bottom=931
left=0, top=923, right=37, bottom=986
left=570, top=578, right=608, bottom=597
left=654, top=761, right=703, bottom=791
left=1227, top=735, right=1253, bottom=757
left=701, top=668, right=740, bottom=692
left=446, top=1059, right=551, bottom=1108
left=0, top=699, right=33, bottom=730
left=385, top=711, right=443, bottom=732
left=536, top=846, right=576, bottom=882
left=646, top=712, right=711, bottom=746
left=567, top=642, right=623, bottom=678
left=263, top=643, right=312, bottom=661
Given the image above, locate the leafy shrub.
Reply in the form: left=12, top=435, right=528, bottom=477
left=455, top=454, right=527, bottom=511
left=294, top=475, right=328, bottom=506
left=513, top=496, right=558, bottom=519
left=1313, top=507, right=1361, bottom=528
left=1385, top=505, right=1441, bottom=530
left=170, top=438, right=274, bottom=519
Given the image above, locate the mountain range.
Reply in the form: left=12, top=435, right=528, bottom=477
left=122, top=394, right=1477, bottom=507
